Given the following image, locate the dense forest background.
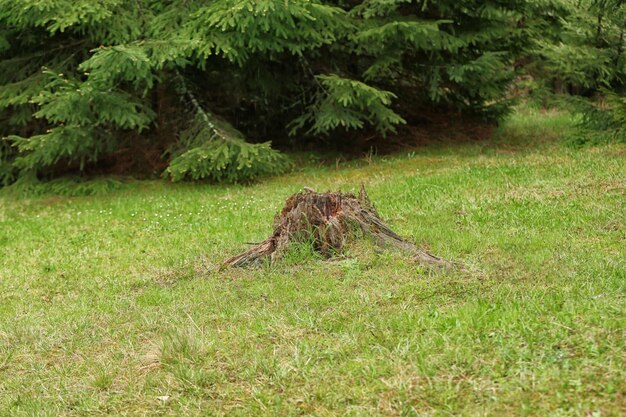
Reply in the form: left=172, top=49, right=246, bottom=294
left=0, top=0, right=624, bottom=185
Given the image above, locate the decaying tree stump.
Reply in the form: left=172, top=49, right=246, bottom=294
left=223, top=186, right=454, bottom=269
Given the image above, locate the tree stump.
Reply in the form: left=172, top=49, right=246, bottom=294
left=223, top=186, right=453, bottom=269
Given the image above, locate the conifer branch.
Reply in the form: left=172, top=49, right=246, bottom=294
left=174, top=70, right=227, bottom=143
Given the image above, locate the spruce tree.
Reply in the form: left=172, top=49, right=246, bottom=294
left=528, top=0, right=625, bottom=94
left=2, top=0, right=603, bottom=185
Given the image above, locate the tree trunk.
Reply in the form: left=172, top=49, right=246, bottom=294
left=222, top=186, right=455, bottom=269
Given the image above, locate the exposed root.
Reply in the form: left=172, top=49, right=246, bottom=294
left=223, top=185, right=456, bottom=269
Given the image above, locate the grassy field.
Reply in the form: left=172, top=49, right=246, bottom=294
left=0, top=108, right=624, bottom=416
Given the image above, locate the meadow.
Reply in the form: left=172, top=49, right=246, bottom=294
left=0, top=108, right=624, bottom=416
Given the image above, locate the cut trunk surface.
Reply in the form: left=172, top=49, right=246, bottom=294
left=223, top=186, right=454, bottom=269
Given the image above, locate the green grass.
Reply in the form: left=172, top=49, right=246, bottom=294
left=1, top=108, right=624, bottom=416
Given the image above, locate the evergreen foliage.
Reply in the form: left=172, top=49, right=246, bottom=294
left=529, top=0, right=625, bottom=94
left=167, top=74, right=290, bottom=181
left=571, top=90, right=626, bottom=145
left=0, top=0, right=623, bottom=184
left=290, top=74, right=406, bottom=136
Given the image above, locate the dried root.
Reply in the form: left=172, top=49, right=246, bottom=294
left=223, top=185, right=455, bottom=269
